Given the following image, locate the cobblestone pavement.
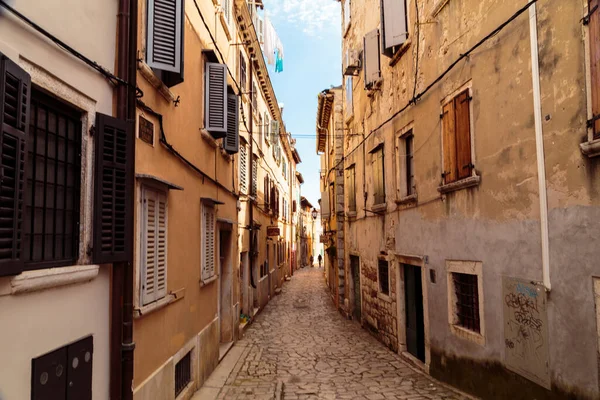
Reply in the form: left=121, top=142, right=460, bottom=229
left=217, top=267, right=469, bottom=400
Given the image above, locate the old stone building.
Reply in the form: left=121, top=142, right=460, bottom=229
left=331, top=0, right=600, bottom=398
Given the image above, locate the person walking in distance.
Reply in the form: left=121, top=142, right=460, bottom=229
left=318, top=254, right=322, bottom=268
left=310, top=255, right=314, bottom=267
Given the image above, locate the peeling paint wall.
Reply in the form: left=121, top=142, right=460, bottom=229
left=341, top=0, right=600, bottom=398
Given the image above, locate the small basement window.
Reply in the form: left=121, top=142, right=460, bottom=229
left=451, top=272, right=480, bottom=333
left=175, top=351, right=191, bottom=397
left=378, top=259, right=389, bottom=295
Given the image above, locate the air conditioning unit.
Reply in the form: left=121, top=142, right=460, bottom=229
left=343, top=49, right=361, bottom=76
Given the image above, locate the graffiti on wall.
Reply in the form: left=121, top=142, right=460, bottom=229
left=503, top=277, right=550, bottom=389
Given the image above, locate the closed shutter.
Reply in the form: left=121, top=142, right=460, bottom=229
left=147, top=0, right=183, bottom=74
left=363, top=29, right=381, bottom=88
left=202, top=204, right=215, bottom=281
left=0, top=54, right=30, bottom=276
left=321, top=191, right=330, bottom=219
left=205, top=62, right=228, bottom=138
left=222, top=0, right=231, bottom=25
left=442, top=101, right=457, bottom=184
left=141, top=187, right=168, bottom=305
left=239, top=144, right=248, bottom=193
left=224, top=94, right=239, bottom=154
left=264, top=112, right=270, bottom=144
left=270, top=119, right=279, bottom=144
left=93, top=113, right=134, bottom=264
left=251, top=157, right=258, bottom=196
left=455, top=90, right=472, bottom=179
left=346, top=76, right=353, bottom=117
left=381, top=0, right=408, bottom=52
left=590, top=0, right=600, bottom=138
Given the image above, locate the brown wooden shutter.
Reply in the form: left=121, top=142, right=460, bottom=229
left=442, top=101, right=457, bottom=184
left=93, top=113, right=134, bottom=264
left=590, top=0, right=600, bottom=138
left=454, top=90, right=472, bottom=180
left=363, top=29, right=381, bottom=88
left=0, top=54, right=30, bottom=276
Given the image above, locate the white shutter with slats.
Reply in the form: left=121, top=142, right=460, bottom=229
left=141, top=187, right=168, bottom=305
left=202, top=204, right=216, bottom=281
left=205, top=62, right=228, bottom=137
left=240, top=144, right=248, bottom=193
left=222, top=0, right=231, bottom=25
left=147, top=0, right=183, bottom=73
left=381, top=0, right=408, bottom=50
left=363, top=29, right=381, bottom=88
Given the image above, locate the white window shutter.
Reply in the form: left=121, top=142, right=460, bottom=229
left=363, top=29, right=381, bottom=88
left=344, top=0, right=351, bottom=32
left=141, top=188, right=168, bottom=305
left=147, top=0, right=183, bottom=73
left=381, top=0, right=408, bottom=50
left=224, top=94, right=240, bottom=154
left=205, top=62, right=228, bottom=137
left=346, top=76, right=353, bottom=116
left=202, top=204, right=216, bottom=281
left=240, top=144, right=248, bottom=193
left=321, top=191, right=330, bottom=219
left=222, top=0, right=231, bottom=25
left=156, top=192, right=167, bottom=299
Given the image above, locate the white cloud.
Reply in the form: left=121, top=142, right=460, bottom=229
left=263, top=0, right=340, bottom=36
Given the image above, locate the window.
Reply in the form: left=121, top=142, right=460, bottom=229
left=378, top=259, right=389, bottom=295
left=239, top=51, right=247, bottom=92
left=201, top=203, right=216, bottom=281
left=205, top=62, right=228, bottom=138
left=175, top=351, right=192, bottom=397
left=224, top=92, right=240, bottom=154
left=451, top=272, right=480, bottom=333
left=363, top=29, right=381, bottom=88
left=282, top=158, right=287, bottom=180
left=146, top=0, right=184, bottom=87
left=252, top=81, right=258, bottom=113
left=141, top=186, right=167, bottom=306
left=397, top=130, right=415, bottom=198
left=23, top=89, right=82, bottom=269
left=258, top=113, right=263, bottom=144
left=343, top=0, right=351, bottom=33
left=31, top=336, right=93, bottom=399
left=345, top=76, right=353, bottom=117
left=251, top=156, right=258, bottom=196
left=221, top=0, right=231, bottom=26
left=441, top=89, right=473, bottom=184
left=380, top=0, right=408, bottom=57
left=588, top=0, right=600, bottom=140
left=264, top=112, right=270, bottom=145
left=370, top=145, right=385, bottom=205
left=347, top=166, right=356, bottom=212
left=239, top=144, right=248, bottom=193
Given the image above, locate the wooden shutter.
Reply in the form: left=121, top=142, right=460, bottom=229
left=0, top=54, right=30, bottom=276
left=141, top=187, right=167, bottom=305
left=251, top=157, right=257, bottom=196
left=442, top=101, right=457, bottom=184
left=205, top=62, right=228, bottom=138
left=270, top=119, right=279, bottom=144
left=381, top=0, right=408, bottom=52
left=590, top=0, right=600, bottom=138
left=202, top=204, right=215, bottom=281
left=224, top=93, right=239, bottom=154
left=363, top=29, right=381, bottom=88
left=264, top=112, right=270, bottom=144
left=239, top=144, right=248, bottom=193
left=147, top=0, right=183, bottom=73
left=454, top=90, right=472, bottom=179
left=321, top=191, right=330, bottom=219
left=93, top=113, right=134, bottom=264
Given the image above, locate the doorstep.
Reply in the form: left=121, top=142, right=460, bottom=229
left=219, top=342, right=234, bottom=362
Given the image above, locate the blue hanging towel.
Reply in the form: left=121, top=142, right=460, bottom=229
left=275, top=48, right=284, bottom=73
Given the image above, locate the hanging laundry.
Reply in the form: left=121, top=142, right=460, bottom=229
left=275, top=48, right=284, bottom=73
left=263, top=16, right=277, bottom=66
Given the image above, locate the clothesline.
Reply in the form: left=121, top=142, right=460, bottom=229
left=258, top=11, right=284, bottom=73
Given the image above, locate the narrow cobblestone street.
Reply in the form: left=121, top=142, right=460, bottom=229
left=211, top=267, right=469, bottom=400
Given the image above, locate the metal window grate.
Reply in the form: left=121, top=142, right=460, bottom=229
left=175, top=351, right=191, bottom=397
left=23, top=89, right=81, bottom=269
left=378, top=259, right=389, bottom=295
left=452, top=272, right=480, bottom=333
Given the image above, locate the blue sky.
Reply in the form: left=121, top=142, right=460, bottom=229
left=262, top=0, right=341, bottom=207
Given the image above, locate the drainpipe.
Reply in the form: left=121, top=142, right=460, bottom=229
left=529, top=3, right=551, bottom=291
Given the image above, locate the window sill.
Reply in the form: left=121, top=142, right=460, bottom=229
left=138, top=60, right=176, bottom=103
left=389, top=41, right=411, bottom=67
left=372, top=203, right=387, bottom=213
left=200, top=275, right=218, bottom=287
left=438, top=175, right=481, bottom=194
left=346, top=210, right=357, bottom=219
left=0, top=264, right=99, bottom=296
left=134, top=288, right=185, bottom=319
left=580, top=138, right=600, bottom=158
left=450, top=324, right=485, bottom=346
left=200, top=128, right=218, bottom=148
left=395, top=193, right=418, bottom=206
left=218, top=13, right=233, bottom=42
left=377, top=291, right=392, bottom=303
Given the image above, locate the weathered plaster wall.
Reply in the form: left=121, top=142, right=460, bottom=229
left=343, top=0, right=600, bottom=397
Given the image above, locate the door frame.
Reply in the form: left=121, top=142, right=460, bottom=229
left=217, top=221, right=234, bottom=344
left=396, top=254, right=430, bottom=369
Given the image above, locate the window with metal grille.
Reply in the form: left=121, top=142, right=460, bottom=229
left=174, top=351, right=191, bottom=397
left=452, top=272, right=480, bottom=333
left=23, top=89, right=81, bottom=269
left=378, top=259, right=389, bottom=295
